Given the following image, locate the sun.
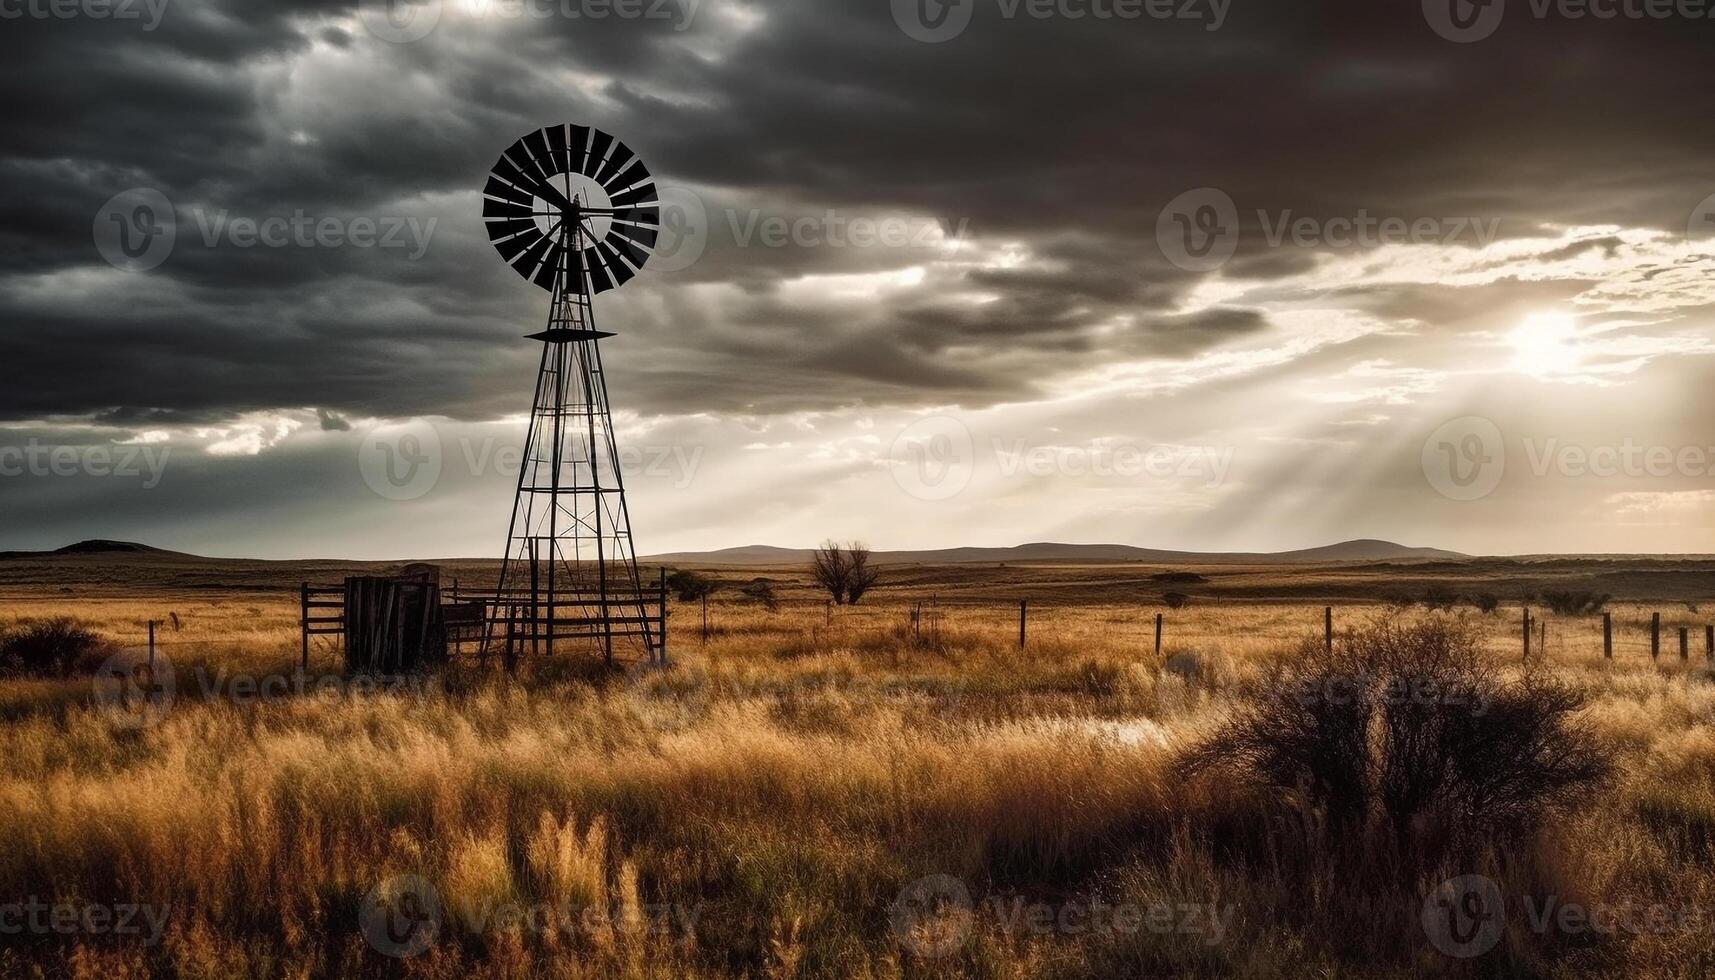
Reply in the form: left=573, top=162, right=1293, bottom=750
left=1507, top=311, right=1584, bottom=377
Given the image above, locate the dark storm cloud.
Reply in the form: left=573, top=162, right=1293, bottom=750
left=4, top=0, right=1715, bottom=429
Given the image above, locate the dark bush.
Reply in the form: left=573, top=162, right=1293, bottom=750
left=740, top=578, right=779, bottom=612
left=666, top=569, right=720, bottom=602
left=1420, top=584, right=1459, bottom=610
left=1539, top=590, right=1609, bottom=615
left=1150, top=571, right=1208, bottom=584
left=0, top=618, right=108, bottom=678
left=1468, top=591, right=1501, bottom=614
left=1161, top=592, right=1190, bottom=610
left=1182, top=616, right=1608, bottom=867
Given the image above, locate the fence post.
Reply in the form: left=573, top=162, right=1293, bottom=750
left=1154, top=612, right=1163, bottom=656
left=1680, top=626, right=1689, bottom=662
left=1018, top=599, right=1027, bottom=649
left=300, top=581, right=309, bottom=672
left=1706, top=624, right=1713, bottom=661
left=148, top=620, right=156, bottom=672
left=701, top=591, right=709, bottom=646
left=1324, top=606, right=1332, bottom=653
left=1651, top=612, right=1661, bottom=661
left=1522, top=606, right=1531, bottom=661
left=1603, top=612, right=1612, bottom=659
left=658, top=566, right=669, bottom=667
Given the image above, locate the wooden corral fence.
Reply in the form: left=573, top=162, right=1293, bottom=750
left=300, top=567, right=671, bottom=671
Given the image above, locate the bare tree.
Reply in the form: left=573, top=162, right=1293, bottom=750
left=811, top=540, right=851, bottom=605
left=845, top=541, right=879, bottom=605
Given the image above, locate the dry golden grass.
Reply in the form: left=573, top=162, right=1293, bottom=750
left=1, top=575, right=1713, bottom=978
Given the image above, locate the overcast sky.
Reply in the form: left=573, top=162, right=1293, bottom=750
left=3, top=0, right=1715, bottom=558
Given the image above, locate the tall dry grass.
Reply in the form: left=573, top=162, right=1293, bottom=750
left=0, top=592, right=1711, bottom=978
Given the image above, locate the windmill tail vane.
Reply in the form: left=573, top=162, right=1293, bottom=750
left=476, top=124, right=664, bottom=667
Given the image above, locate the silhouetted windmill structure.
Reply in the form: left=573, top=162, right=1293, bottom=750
left=477, top=124, right=664, bottom=667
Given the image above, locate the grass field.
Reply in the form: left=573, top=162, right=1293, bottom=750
left=2, top=555, right=1714, bottom=978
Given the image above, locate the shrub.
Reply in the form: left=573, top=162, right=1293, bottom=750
left=740, top=578, right=779, bottom=612
left=1182, top=616, right=1608, bottom=867
left=1539, top=590, right=1609, bottom=615
left=1161, top=592, right=1190, bottom=610
left=1150, top=571, right=1208, bottom=584
left=1420, top=584, right=1459, bottom=610
left=1469, top=591, right=1501, bottom=614
left=666, top=569, right=720, bottom=602
left=0, top=618, right=108, bottom=678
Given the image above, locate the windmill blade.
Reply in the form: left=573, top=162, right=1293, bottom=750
left=494, top=227, right=543, bottom=262
left=610, top=221, right=658, bottom=253
left=546, top=124, right=570, bottom=175
left=583, top=243, right=616, bottom=293
left=565, top=125, right=591, bottom=175
left=604, top=158, right=651, bottom=195
left=611, top=206, right=659, bottom=227
left=603, top=231, right=649, bottom=270
left=594, top=239, right=640, bottom=287
left=530, top=241, right=564, bottom=289
left=586, top=129, right=615, bottom=176
left=608, top=182, right=657, bottom=209
left=510, top=231, right=556, bottom=279
left=593, top=142, right=634, bottom=187
left=503, top=141, right=549, bottom=189
left=482, top=195, right=534, bottom=221
left=483, top=175, right=535, bottom=209
left=522, top=128, right=556, bottom=181
left=485, top=216, right=538, bottom=241
left=488, top=155, right=535, bottom=194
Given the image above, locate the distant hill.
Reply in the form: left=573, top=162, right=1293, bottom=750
left=642, top=539, right=1467, bottom=566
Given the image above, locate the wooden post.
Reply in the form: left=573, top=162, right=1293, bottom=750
left=1018, top=599, right=1027, bottom=649
left=1651, top=612, right=1660, bottom=661
left=1522, top=607, right=1531, bottom=661
left=1706, top=624, right=1713, bottom=661
left=300, top=581, right=309, bottom=672
left=1602, top=612, right=1612, bottom=659
left=1680, top=626, right=1689, bottom=661
left=658, top=566, right=669, bottom=667
left=1154, top=612, right=1163, bottom=656
left=1324, top=606, right=1332, bottom=653
left=701, top=591, right=709, bottom=646
left=147, top=620, right=156, bottom=672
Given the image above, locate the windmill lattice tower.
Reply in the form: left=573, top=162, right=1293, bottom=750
left=477, top=124, right=663, bottom=666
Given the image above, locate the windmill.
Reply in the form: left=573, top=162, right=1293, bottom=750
left=478, top=124, right=662, bottom=666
